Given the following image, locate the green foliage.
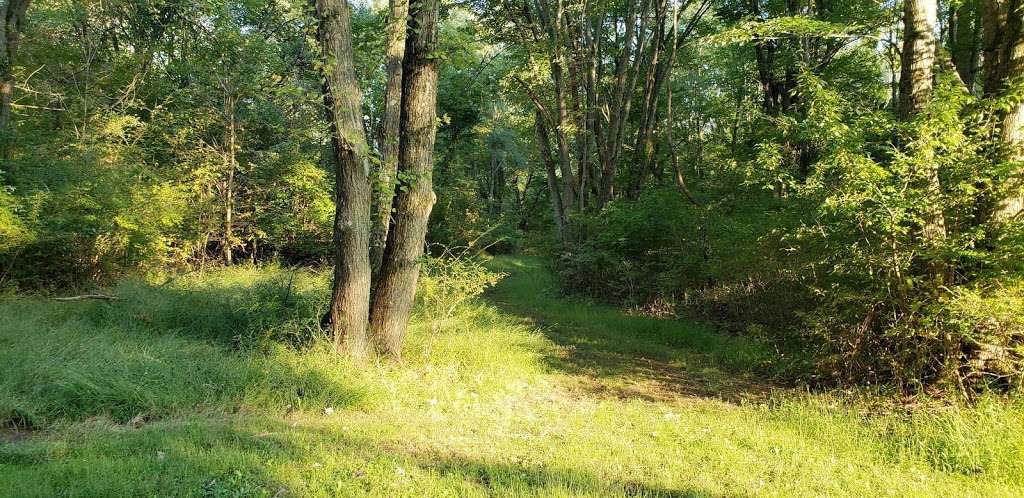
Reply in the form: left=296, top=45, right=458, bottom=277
left=553, top=3, right=1024, bottom=394
left=0, top=185, right=29, bottom=255
left=2, top=111, right=188, bottom=287
left=779, top=72, right=1024, bottom=391
left=415, top=250, right=506, bottom=324
left=0, top=0, right=339, bottom=287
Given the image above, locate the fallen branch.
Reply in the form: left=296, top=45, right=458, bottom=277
left=54, top=294, right=119, bottom=302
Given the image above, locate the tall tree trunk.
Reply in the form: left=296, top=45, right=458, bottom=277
left=0, top=0, right=31, bottom=162
left=550, top=55, right=577, bottom=215
left=315, top=0, right=373, bottom=357
left=537, top=0, right=577, bottom=217
left=371, top=0, right=407, bottom=274
left=567, top=35, right=589, bottom=211
left=628, top=0, right=668, bottom=198
left=981, top=0, right=1024, bottom=221
left=370, top=0, right=440, bottom=357
left=534, top=108, right=568, bottom=245
left=899, top=0, right=938, bottom=119
left=750, top=0, right=783, bottom=117
left=582, top=13, right=602, bottom=202
left=949, top=0, right=982, bottom=93
left=598, top=0, right=650, bottom=207
left=900, top=0, right=949, bottom=286
left=223, top=93, right=237, bottom=266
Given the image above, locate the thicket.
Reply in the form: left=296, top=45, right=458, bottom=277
left=548, top=2, right=1024, bottom=393
left=561, top=77, right=1024, bottom=392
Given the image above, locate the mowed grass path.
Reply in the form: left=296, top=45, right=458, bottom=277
left=1, top=256, right=1022, bottom=497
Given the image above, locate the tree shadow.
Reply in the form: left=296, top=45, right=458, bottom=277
left=410, top=450, right=750, bottom=497
left=0, top=419, right=750, bottom=497
left=484, top=257, right=778, bottom=404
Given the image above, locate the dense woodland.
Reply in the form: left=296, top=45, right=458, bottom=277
left=1, top=0, right=1022, bottom=395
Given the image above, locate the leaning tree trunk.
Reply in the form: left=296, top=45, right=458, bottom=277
left=0, top=0, right=31, bottom=162
left=370, top=0, right=407, bottom=274
left=981, top=0, right=1024, bottom=221
left=369, top=0, right=440, bottom=357
left=315, top=0, right=373, bottom=357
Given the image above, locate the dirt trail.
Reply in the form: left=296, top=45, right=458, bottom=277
left=484, top=256, right=779, bottom=405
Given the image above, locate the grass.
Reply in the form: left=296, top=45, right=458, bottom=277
left=1, top=256, right=1023, bottom=497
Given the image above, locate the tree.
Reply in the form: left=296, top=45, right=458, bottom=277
left=980, top=0, right=1024, bottom=221
left=899, top=0, right=938, bottom=119
left=0, top=0, right=31, bottom=160
left=315, top=0, right=374, bottom=357
left=899, top=0, right=948, bottom=287
left=948, top=0, right=982, bottom=93
left=369, top=0, right=441, bottom=356
left=371, top=0, right=408, bottom=273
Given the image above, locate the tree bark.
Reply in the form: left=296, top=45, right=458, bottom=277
left=535, top=0, right=577, bottom=216
left=628, top=0, right=669, bottom=198
left=0, top=0, right=31, bottom=162
left=369, top=0, right=440, bottom=357
left=899, top=0, right=938, bottom=119
left=598, top=0, right=649, bottom=207
left=371, top=0, right=407, bottom=274
left=582, top=13, right=602, bottom=202
left=534, top=108, right=568, bottom=245
left=222, top=92, right=237, bottom=266
left=315, top=0, right=373, bottom=357
left=980, top=0, right=1024, bottom=220
left=550, top=55, right=577, bottom=215
left=949, top=0, right=982, bottom=93
left=899, top=0, right=949, bottom=286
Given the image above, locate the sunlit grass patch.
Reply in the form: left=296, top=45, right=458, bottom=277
left=1, top=257, right=1022, bottom=496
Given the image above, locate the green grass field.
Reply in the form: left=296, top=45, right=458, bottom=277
left=2, top=256, right=1023, bottom=497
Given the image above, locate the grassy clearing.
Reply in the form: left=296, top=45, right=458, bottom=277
left=1, top=257, right=1023, bottom=497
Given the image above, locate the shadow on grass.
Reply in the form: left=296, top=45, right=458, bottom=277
left=0, top=418, right=747, bottom=497
left=485, top=256, right=777, bottom=404
left=416, top=452, right=748, bottom=497
left=0, top=417, right=298, bottom=497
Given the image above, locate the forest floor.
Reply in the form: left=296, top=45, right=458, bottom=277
left=2, top=256, right=1023, bottom=497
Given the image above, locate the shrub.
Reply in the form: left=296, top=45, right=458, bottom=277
left=415, top=248, right=506, bottom=326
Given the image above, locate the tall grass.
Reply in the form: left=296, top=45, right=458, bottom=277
left=0, top=265, right=366, bottom=429
left=1, top=257, right=1022, bottom=496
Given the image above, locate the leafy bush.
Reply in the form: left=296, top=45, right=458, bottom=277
left=414, top=248, right=506, bottom=326
left=785, top=74, right=1024, bottom=392
left=558, top=186, right=815, bottom=335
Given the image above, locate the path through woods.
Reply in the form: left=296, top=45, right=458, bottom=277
left=485, top=257, right=777, bottom=405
